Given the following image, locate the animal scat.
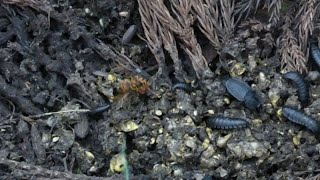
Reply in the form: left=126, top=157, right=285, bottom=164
left=282, top=106, right=320, bottom=135
left=206, top=116, right=249, bottom=130
left=225, top=78, right=261, bottom=109
left=311, top=43, right=320, bottom=70
left=283, top=71, right=309, bottom=106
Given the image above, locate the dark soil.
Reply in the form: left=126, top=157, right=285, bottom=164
left=0, top=1, right=320, bottom=180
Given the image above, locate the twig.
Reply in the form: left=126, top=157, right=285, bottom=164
left=157, top=16, right=187, bottom=81
left=137, top=0, right=168, bottom=80
left=278, top=15, right=308, bottom=73
left=27, top=109, right=91, bottom=119
left=266, top=0, right=283, bottom=26
left=2, top=0, right=40, bottom=8
left=151, top=0, right=213, bottom=79
left=294, top=0, right=319, bottom=56
left=192, top=0, right=221, bottom=49
left=234, top=0, right=263, bottom=24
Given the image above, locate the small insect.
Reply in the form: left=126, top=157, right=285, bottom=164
left=225, top=78, right=261, bottom=110
left=283, top=71, right=309, bottom=107
left=120, top=75, right=150, bottom=94
left=171, top=83, right=192, bottom=92
left=206, top=116, right=249, bottom=130
left=311, top=43, right=320, bottom=69
left=121, top=25, right=137, bottom=43
left=89, top=104, right=110, bottom=114
left=282, top=106, right=320, bottom=135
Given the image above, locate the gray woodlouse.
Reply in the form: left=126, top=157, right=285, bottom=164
left=172, top=83, right=192, bottom=92
left=121, top=25, right=137, bottom=43
left=311, top=43, right=320, bottom=70
left=283, top=71, right=309, bottom=107
left=207, top=116, right=249, bottom=130
left=225, top=78, right=261, bottom=110
left=282, top=106, right=320, bottom=135
left=89, top=104, right=110, bottom=114
left=244, top=90, right=261, bottom=110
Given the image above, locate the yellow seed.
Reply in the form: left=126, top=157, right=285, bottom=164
left=270, top=94, right=280, bottom=107
left=202, top=138, right=210, bottom=150
left=107, top=74, right=117, bottom=83
left=150, top=137, right=156, bottom=145
left=252, top=119, right=263, bottom=127
left=52, top=136, right=60, bottom=143
left=292, top=136, right=300, bottom=146
left=230, top=63, right=246, bottom=76
left=85, top=151, right=95, bottom=163
left=223, top=98, right=230, bottom=104
left=110, top=154, right=125, bottom=173
left=277, top=108, right=283, bottom=119
left=118, top=121, right=139, bottom=132
left=206, top=128, right=213, bottom=139
left=217, top=134, right=232, bottom=148
left=293, top=131, right=302, bottom=146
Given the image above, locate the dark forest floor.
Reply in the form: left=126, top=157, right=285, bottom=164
left=0, top=1, right=320, bottom=179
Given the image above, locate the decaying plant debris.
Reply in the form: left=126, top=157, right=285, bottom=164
left=138, top=0, right=320, bottom=75
left=1, top=0, right=320, bottom=179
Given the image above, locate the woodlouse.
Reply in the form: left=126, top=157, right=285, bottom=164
left=206, top=116, right=249, bottom=130
left=172, top=83, right=192, bottom=92
left=311, top=43, right=320, bottom=70
left=283, top=71, right=309, bottom=107
left=121, top=25, right=137, bottom=43
left=225, top=78, right=251, bottom=102
left=282, top=106, right=320, bottom=135
left=244, top=90, right=261, bottom=110
left=225, top=78, right=261, bottom=110
left=89, top=104, right=110, bottom=114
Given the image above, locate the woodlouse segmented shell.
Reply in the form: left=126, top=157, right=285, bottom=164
left=122, top=25, right=137, bottom=43
left=207, top=116, right=249, bottom=130
left=282, top=106, right=320, bottom=135
left=283, top=71, right=309, bottom=107
left=172, top=83, right=192, bottom=92
left=225, top=78, right=251, bottom=102
left=225, top=78, right=261, bottom=110
left=311, top=43, right=320, bottom=70
left=89, top=104, right=110, bottom=114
